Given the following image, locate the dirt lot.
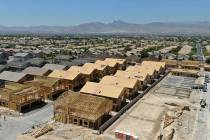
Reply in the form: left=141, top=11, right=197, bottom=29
left=178, top=45, right=192, bottom=55
left=205, top=45, right=210, bottom=53
left=104, top=74, right=199, bottom=140
left=18, top=122, right=111, bottom=140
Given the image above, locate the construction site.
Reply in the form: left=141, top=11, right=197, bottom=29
left=0, top=58, right=209, bottom=140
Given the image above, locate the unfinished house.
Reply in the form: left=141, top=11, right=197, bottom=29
left=0, top=82, right=44, bottom=112
left=0, top=71, right=34, bottom=83
left=115, top=70, right=149, bottom=90
left=67, top=66, right=99, bottom=82
left=126, top=65, right=157, bottom=83
left=82, top=63, right=109, bottom=79
left=141, top=61, right=166, bottom=75
left=54, top=92, right=113, bottom=129
left=104, top=58, right=127, bottom=70
left=25, top=76, right=69, bottom=99
left=100, top=76, right=139, bottom=98
left=48, top=70, right=86, bottom=91
left=204, top=64, right=210, bottom=72
left=161, top=59, right=178, bottom=68
left=95, top=60, right=118, bottom=75
left=22, top=66, right=52, bottom=76
left=171, top=68, right=199, bottom=78
left=179, top=60, right=200, bottom=70
left=80, top=82, right=128, bottom=111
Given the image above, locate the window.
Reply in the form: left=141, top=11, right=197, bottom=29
left=84, top=121, right=88, bottom=126
left=73, top=119, right=78, bottom=123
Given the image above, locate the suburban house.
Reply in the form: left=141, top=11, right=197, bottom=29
left=13, top=52, right=33, bottom=62
left=22, top=67, right=52, bottom=77
left=42, top=64, right=68, bottom=71
left=0, top=71, right=34, bottom=83
left=0, top=52, right=8, bottom=64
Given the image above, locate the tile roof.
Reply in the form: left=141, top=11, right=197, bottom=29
left=42, top=64, right=66, bottom=70
left=22, top=67, right=50, bottom=76
left=0, top=71, right=27, bottom=82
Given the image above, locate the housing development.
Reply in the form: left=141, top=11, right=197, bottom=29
left=0, top=35, right=209, bottom=140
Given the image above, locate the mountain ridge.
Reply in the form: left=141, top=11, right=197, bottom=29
left=0, top=20, right=210, bottom=35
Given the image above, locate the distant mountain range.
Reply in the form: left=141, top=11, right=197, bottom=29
left=1, top=20, right=210, bottom=35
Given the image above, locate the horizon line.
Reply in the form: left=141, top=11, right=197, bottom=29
left=1, top=20, right=210, bottom=27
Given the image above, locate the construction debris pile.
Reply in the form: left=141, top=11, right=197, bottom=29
left=157, top=103, right=194, bottom=140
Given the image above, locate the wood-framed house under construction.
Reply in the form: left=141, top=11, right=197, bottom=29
left=95, top=60, right=118, bottom=75
left=161, top=59, right=178, bottom=68
left=48, top=70, right=86, bottom=91
left=99, top=75, right=139, bottom=99
left=125, top=65, right=156, bottom=83
left=104, top=58, right=127, bottom=70
left=115, top=70, right=149, bottom=91
left=179, top=60, right=200, bottom=70
left=171, top=68, right=199, bottom=78
left=25, top=76, right=69, bottom=100
left=204, top=64, right=210, bottom=72
left=141, top=61, right=166, bottom=75
left=67, top=66, right=99, bottom=82
left=54, top=92, right=113, bottom=129
left=0, top=82, right=44, bottom=112
left=80, top=82, right=128, bottom=111
left=82, top=63, right=109, bottom=80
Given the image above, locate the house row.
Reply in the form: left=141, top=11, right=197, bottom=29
left=54, top=61, right=166, bottom=129
left=48, top=58, right=126, bottom=91
left=161, top=59, right=206, bottom=70
left=0, top=58, right=127, bottom=112
left=80, top=61, right=166, bottom=111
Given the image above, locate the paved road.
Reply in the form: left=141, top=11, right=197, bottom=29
left=193, top=72, right=210, bottom=140
left=196, top=43, right=205, bottom=62
left=0, top=103, right=53, bottom=140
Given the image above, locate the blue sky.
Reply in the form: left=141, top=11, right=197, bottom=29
left=0, top=0, right=210, bottom=26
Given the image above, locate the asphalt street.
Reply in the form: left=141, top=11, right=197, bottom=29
left=0, top=103, right=53, bottom=140
left=193, top=72, right=210, bottom=140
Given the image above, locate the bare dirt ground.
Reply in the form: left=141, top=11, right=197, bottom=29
left=178, top=45, right=192, bottom=55
left=205, top=45, right=210, bottom=53
left=18, top=122, right=112, bottom=140
left=104, top=75, right=199, bottom=140
left=0, top=106, right=22, bottom=117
